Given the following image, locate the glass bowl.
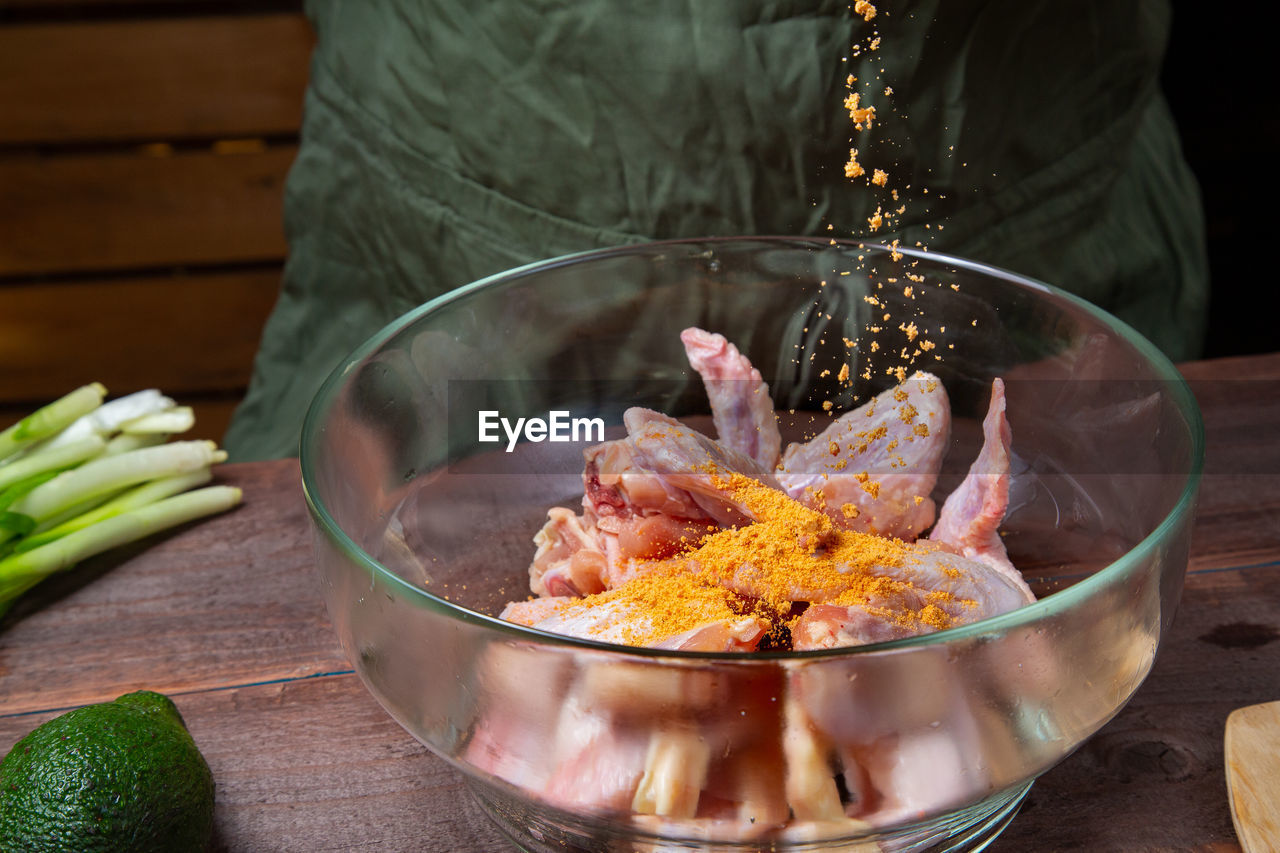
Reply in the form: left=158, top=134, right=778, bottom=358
left=301, top=237, right=1203, bottom=852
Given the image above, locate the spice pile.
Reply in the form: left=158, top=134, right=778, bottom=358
left=517, top=470, right=960, bottom=650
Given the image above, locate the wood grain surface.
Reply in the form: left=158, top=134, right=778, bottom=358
left=0, top=15, right=312, bottom=145
left=0, top=269, right=279, bottom=398
left=0, top=145, right=294, bottom=276
left=2, top=353, right=1278, bottom=852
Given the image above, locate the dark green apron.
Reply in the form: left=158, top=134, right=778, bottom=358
left=225, top=0, right=1207, bottom=461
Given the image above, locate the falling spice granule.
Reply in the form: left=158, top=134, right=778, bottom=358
left=844, top=92, right=876, bottom=130
left=829, top=4, right=988, bottom=425
left=845, top=149, right=866, bottom=179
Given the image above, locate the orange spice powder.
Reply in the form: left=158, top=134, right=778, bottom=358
left=550, top=471, right=958, bottom=647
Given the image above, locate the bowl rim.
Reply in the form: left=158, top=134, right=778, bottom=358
left=299, top=235, right=1205, bottom=660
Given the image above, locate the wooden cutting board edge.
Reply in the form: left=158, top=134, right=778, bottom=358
left=1224, top=699, right=1280, bottom=853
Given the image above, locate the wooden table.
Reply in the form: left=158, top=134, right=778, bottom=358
left=3, top=353, right=1278, bottom=852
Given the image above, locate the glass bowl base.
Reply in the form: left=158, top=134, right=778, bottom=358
left=467, top=777, right=1033, bottom=853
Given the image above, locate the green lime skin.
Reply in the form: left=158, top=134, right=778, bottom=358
left=0, top=691, right=214, bottom=853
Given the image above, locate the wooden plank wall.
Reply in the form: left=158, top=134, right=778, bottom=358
left=0, top=1, right=312, bottom=444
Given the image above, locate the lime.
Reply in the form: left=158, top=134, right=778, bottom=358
left=0, top=690, right=214, bottom=852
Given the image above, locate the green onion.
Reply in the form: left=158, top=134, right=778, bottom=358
left=0, top=384, right=107, bottom=463
left=0, top=386, right=241, bottom=618
left=15, top=470, right=214, bottom=554
left=0, top=486, right=242, bottom=617
left=0, top=436, right=107, bottom=493
left=8, top=440, right=226, bottom=525
left=105, top=433, right=167, bottom=455
left=121, top=406, right=195, bottom=435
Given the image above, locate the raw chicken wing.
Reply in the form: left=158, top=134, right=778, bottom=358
left=680, top=327, right=783, bottom=470
left=777, top=372, right=950, bottom=539
left=929, top=378, right=1028, bottom=592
